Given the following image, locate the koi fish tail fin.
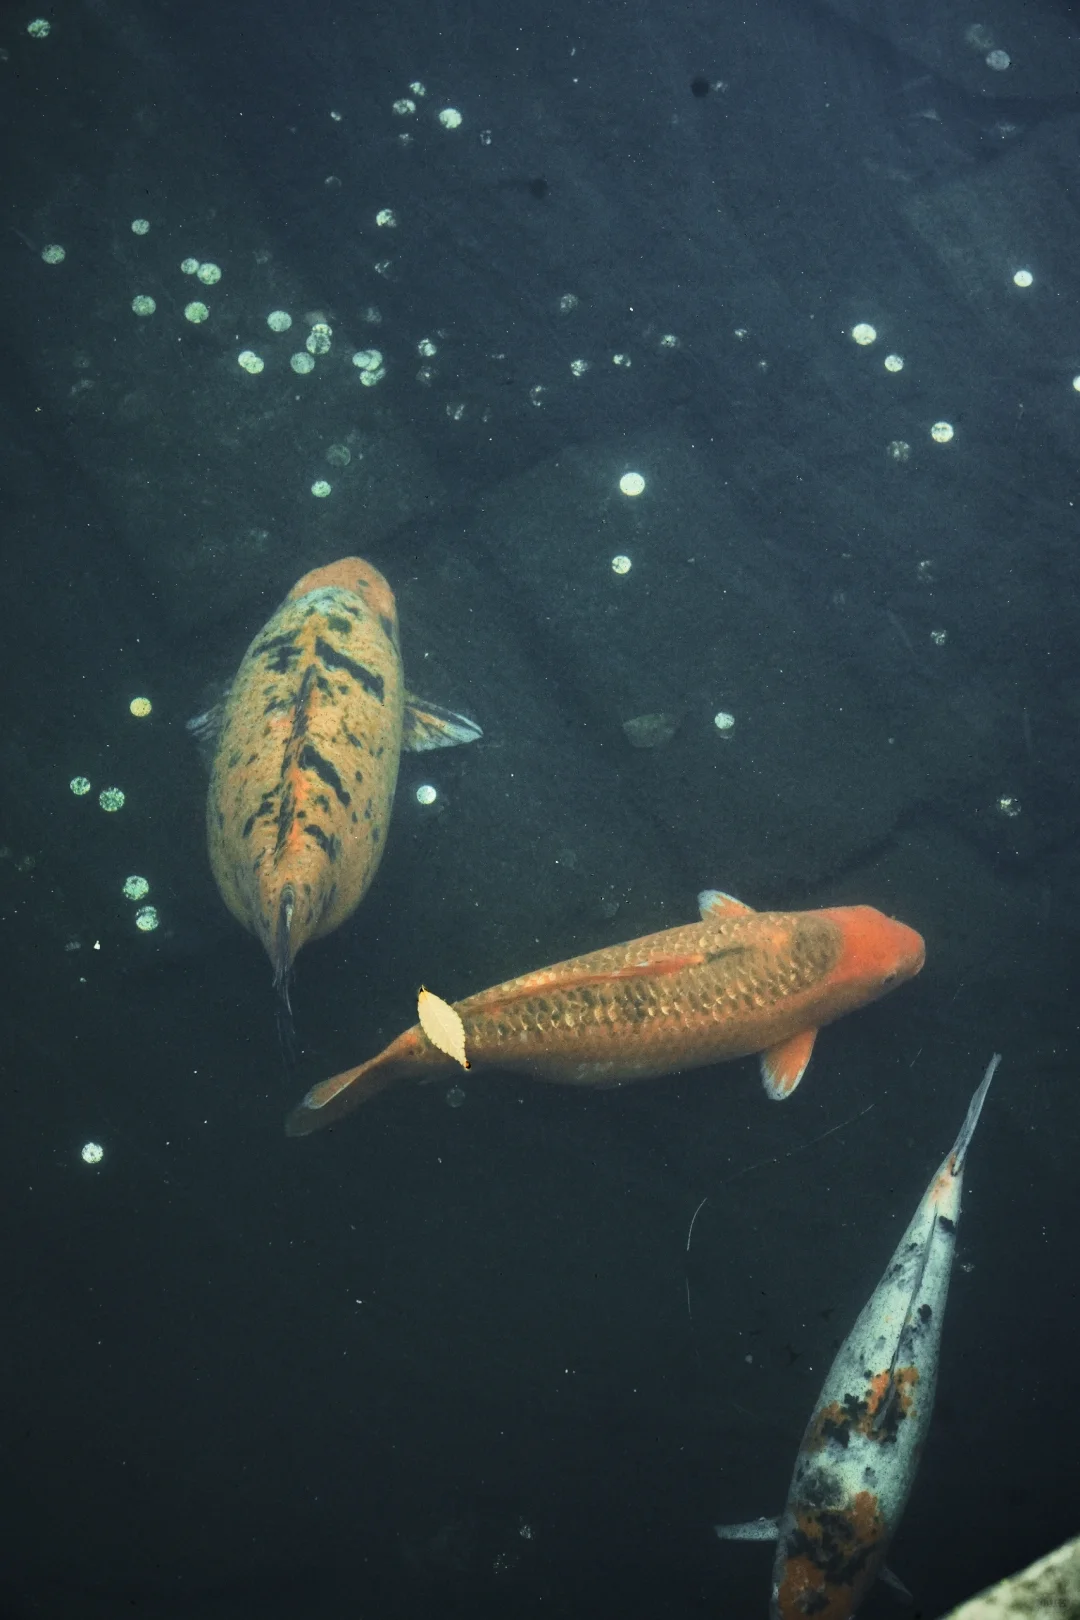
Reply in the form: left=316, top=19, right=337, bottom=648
left=951, top=1052, right=1001, bottom=1173
left=284, top=1031, right=444, bottom=1137
left=273, top=887, right=298, bottom=1067
left=275, top=982, right=298, bottom=1071
left=285, top=1059, right=394, bottom=1136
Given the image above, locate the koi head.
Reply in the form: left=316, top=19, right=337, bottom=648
left=816, top=905, right=925, bottom=1018
left=286, top=557, right=399, bottom=634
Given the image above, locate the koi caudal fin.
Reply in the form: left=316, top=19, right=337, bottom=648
left=285, top=1026, right=441, bottom=1137
left=273, top=887, right=297, bottom=1063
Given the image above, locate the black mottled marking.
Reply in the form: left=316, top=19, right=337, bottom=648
left=938, top=1215, right=956, bottom=1234
left=379, top=613, right=396, bottom=643
left=297, top=743, right=350, bottom=807
left=314, top=674, right=332, bottom=694
left=304, top=823, right=339, bottom=860
left=363, top=800, right=372, bottom=820
left=246, top=752, right=257, bottom=766
left=337, top=684, right=349, bottom=696
left=351, top=810, right=358, bottom=823
left=315, top=636, right=384, bottom=701
left=325, top=614, right=353, bottom=636
left=264, top=696, right=290, bottom=716
left=253, top=630, right=300, bottom=657
left=228, top=749, right=242, bottom=770
left=819, top=1409, right=853, bottom=1449
left=274, top=784, right=295, bottom=855
left=257, top=633, right=304, bottom=675
left=918, top=1303, right=932, bottom=1323
left=704, top=945, right=751, bottom=966
left=242, top=797, right=277, bottom=838
left=314, top=793, right=330, bottom=813
left=372, top=826, right=381, bottom=845
left=353, top=769, right=364, bottom=783
left=343, top=729, right=365, bottom=751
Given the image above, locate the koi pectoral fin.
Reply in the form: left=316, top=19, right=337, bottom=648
left=402, top=695, right=483, bottom=752
left=185, top=697, right=228, bottom=768
left=760, top=1027, right=817, bottom=1099
left=713, top=1517, right=778, bottom=1541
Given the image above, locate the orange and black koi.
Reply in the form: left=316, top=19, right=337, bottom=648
left=198, top=558, right=480, bottom=1012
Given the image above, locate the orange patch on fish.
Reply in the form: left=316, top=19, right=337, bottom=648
left=204, top=558, right=480, bottom=1006
left=287, top=892, right=924, bottom=1134
left=776, top=1494, right=887, bottom=1620
left=804, top=1364, right=919, bottom=1456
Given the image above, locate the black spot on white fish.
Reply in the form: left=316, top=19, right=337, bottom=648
left=297, top=743, right=350, bottom=807
left=315, top=636, right=385, bottom=701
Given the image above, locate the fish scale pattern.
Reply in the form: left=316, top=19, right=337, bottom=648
left=452, top=914, right=843, bottom=1082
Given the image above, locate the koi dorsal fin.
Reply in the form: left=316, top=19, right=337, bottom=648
left=403, top=695, right=483, bottom=752
left=698, top=889, right=756, bottom=922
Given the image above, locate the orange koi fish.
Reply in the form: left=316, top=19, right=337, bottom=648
left=286, top=890, right=924, bottom=1135
left=715, top=1054, right=999, bottom=1618
left=199, top=558, right=481, bottom=1008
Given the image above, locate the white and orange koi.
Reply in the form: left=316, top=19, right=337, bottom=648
left=715, top=1053, right=1000, bottom=1618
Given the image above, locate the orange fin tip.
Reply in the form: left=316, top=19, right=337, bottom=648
left=698, top=889, right=756, bottom=922
left=760, top=1027, right=817, bottom=1099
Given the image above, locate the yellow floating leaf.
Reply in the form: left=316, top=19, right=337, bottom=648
left=417, top=986, right=470, bottom=1069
